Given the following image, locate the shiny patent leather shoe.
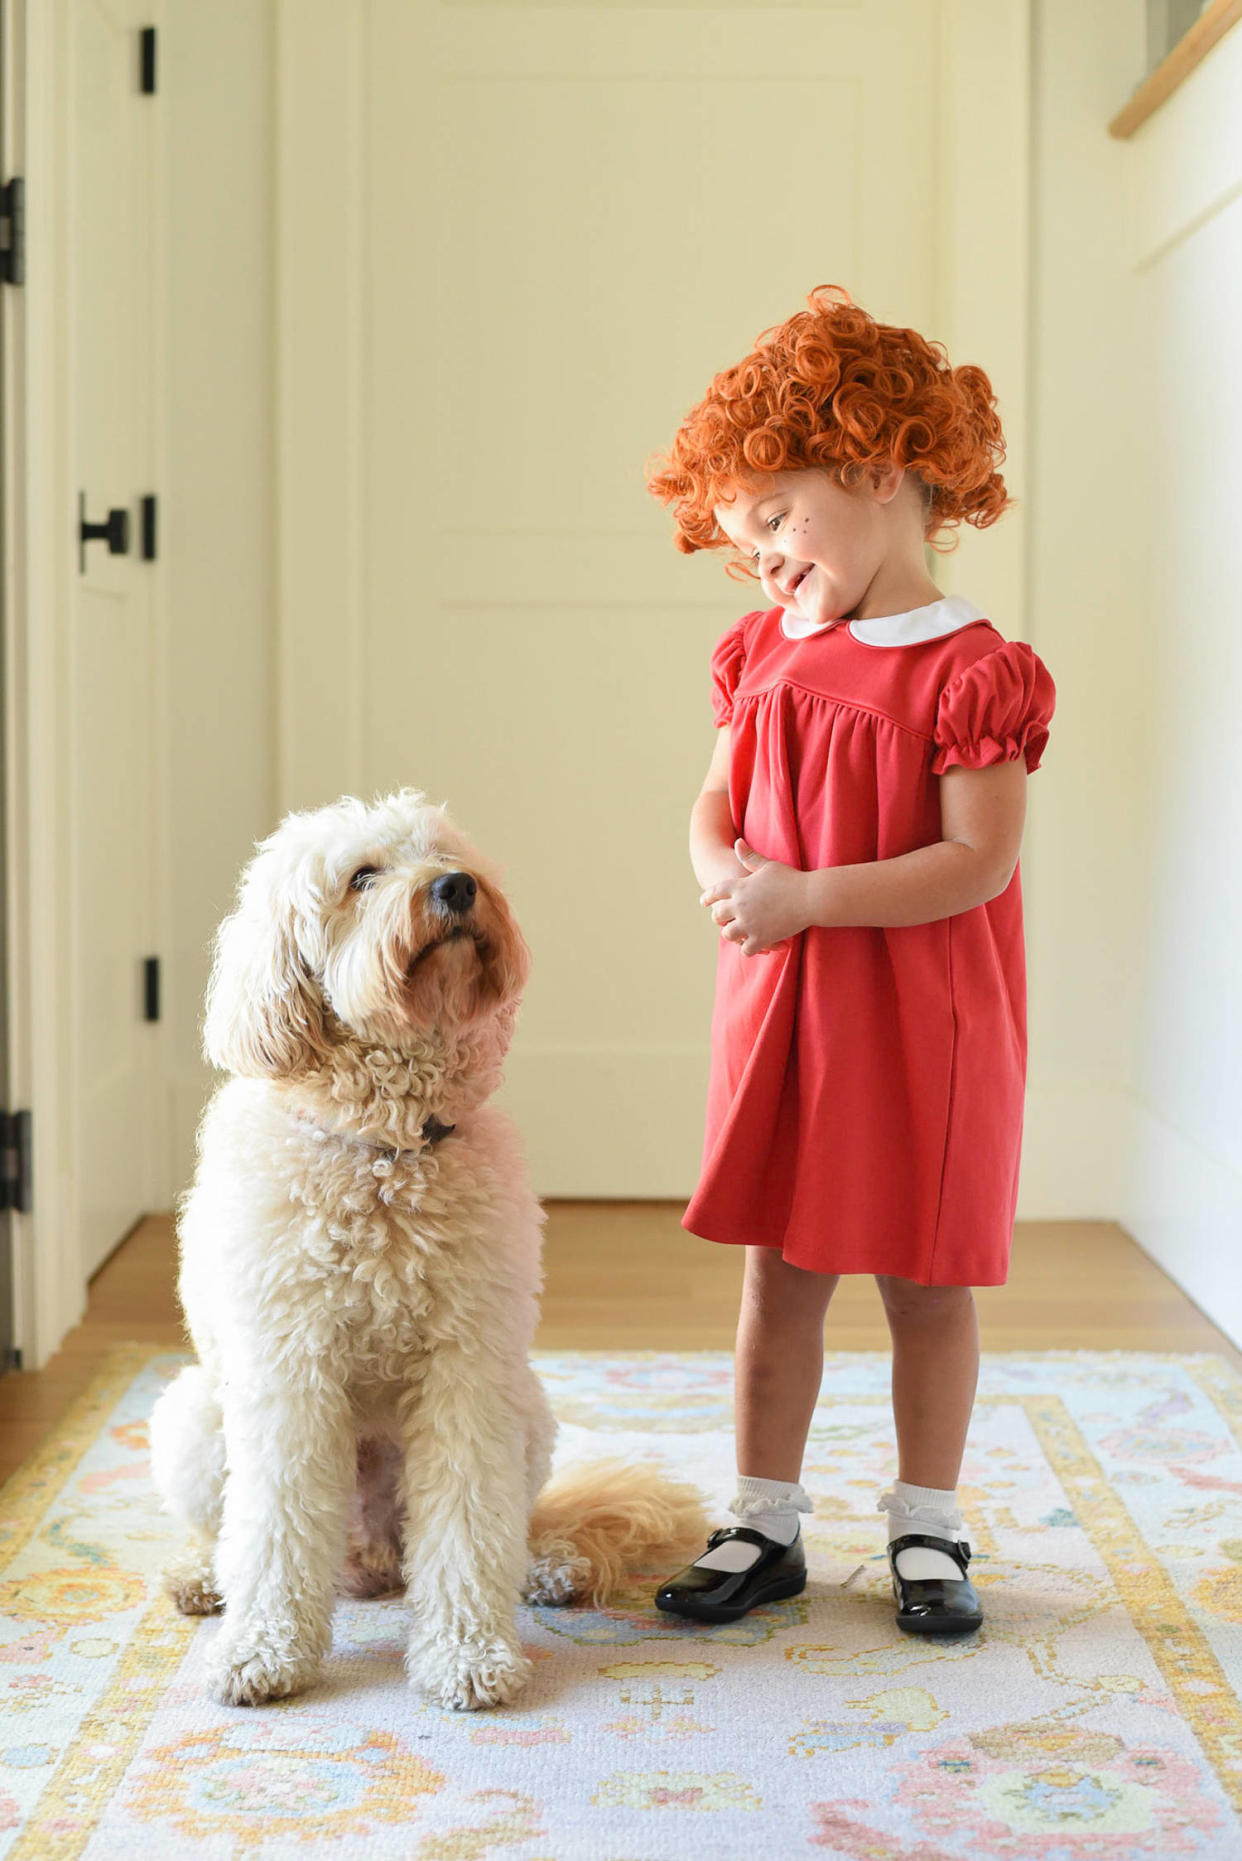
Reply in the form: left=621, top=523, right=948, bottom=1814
left=654, top=1525, right=806, bottom=1623
left=887, top=1532, right=983, bottom=1635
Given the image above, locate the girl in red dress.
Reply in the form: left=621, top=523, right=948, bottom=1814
left=644, top=286, right=1056, bottom=1635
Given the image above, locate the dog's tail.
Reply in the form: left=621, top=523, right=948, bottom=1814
left=527, top=1460, right=710, bottom=1607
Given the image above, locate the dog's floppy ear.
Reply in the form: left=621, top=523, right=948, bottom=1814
left=203, top=859, right=328, bottom=1079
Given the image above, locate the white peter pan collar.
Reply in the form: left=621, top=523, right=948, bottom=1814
left=780, top=592, right=988, bottom=646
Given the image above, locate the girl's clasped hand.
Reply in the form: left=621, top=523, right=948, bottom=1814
left=701, top=839, right=807, bottom=957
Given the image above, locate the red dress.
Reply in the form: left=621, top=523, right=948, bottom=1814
left=683, top=594, right=1056, bottom=1287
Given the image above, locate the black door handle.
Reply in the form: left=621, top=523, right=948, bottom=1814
left=79, top=492, right=130, bottom=572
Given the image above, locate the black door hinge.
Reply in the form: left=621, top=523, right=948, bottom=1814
left=141, top=495, right=158, bottom=561
left=0, top=178, right=24, bottom=286
left=140, top=27, right=157, bottom=95
left=0, top=1112, right=33, bottom=1213
left=144, top=956, right=161, bottom=1023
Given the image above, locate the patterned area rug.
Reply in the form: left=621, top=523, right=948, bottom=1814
left=3, top=1345, right=1242, bottom=1858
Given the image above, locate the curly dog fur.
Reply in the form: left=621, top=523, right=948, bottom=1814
left=149, top=788, right=706, bottom=1710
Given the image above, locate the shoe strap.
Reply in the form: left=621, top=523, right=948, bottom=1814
left=887, top=1531, right=972, bottom=1572
left=705, top=1524, right=787, bottom=1552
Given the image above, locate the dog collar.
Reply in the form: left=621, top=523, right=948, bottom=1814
left=291, top=1107, right=456, bottom=1157
left=420, top=1116, right=456, bottom=1147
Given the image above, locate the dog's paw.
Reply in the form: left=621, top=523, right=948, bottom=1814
left=162, top=1548, right=224, bottom=1617
left=205, top=1638, right=321, bottom=1708
left=407, top=1635, right=532, bottom=1712
left=523, top=1548, right=591, bottom=1607
left=165, top=1569, right=224, bottom=1616
left=339, top=1545, right=405, bottom=1599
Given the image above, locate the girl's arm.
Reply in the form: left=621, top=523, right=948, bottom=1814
left=804, top=761, right=1028, bottom=928
left=705, top=761, right=1029, bottom=955
left=690, top=726, right=748, bottom=893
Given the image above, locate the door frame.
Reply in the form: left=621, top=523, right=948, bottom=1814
left=2, top=0, right=78, bottom=1372
left=2, top=0, right=172, bottom=1369
left=0, top=0, right=19, bottom=1368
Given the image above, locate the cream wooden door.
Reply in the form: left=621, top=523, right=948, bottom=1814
left=277, top=0, right=1029, bottom=1196
left=69, top=0, right=163, bottom=1275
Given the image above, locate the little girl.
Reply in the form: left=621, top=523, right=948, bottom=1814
left=643, top=285, right=1056, bottom=1636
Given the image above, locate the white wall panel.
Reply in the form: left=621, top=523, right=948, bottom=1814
left=1029, top=3, right=1242, bottom=1343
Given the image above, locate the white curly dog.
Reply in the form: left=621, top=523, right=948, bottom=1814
left=149, top=788, right=704, bottom=1711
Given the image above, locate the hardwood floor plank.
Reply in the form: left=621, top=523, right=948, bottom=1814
left=2, top=1207, right=1238, bottom=1485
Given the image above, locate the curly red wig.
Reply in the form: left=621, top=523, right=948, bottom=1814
left=645, top=284, right=1012, bottom=579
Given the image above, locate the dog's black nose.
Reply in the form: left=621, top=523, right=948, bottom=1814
left=431, top=871, right=477, bottom=915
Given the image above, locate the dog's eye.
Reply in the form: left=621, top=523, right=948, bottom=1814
left=349, top=866, right=380, bottom=893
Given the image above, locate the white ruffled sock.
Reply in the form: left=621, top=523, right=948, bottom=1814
left=879, top=1479, right=970, bottom=1581
left=692, top=1474, right=814, bottom=1572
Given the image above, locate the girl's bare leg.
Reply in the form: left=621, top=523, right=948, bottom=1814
left=734, top=1248, right=839, bottom=1479
left=874, top=1276, right=979, bottom=1488
left=653, top=1247, right=833, bottom=1610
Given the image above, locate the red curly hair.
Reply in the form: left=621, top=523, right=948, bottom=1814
left=645, top=284, right=1012, bottom=580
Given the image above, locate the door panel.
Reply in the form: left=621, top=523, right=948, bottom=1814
left=70, top=0, right=159, bottom=1274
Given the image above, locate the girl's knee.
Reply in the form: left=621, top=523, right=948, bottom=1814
left=742, top=1248, right=838, bottom=1326
left=874, top=1274, right=974, bottom=1323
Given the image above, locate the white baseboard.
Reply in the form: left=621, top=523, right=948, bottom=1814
left=1024, top=1073, right=1242, bottom=1352
left=506, top=1056, right=1132, bottom=1221
left=1114, top=1085, right=1242, bottom=1354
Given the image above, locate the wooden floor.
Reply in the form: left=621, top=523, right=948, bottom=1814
left=2, top=1208, right=1239, bottom=1487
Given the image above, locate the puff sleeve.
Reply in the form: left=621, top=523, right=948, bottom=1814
left=709, top=613, right=756, bottom=727
left=931, top=639, right=1056, bottom=775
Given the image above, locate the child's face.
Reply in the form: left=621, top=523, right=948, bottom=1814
left=712, top=466, right=902, bottom=628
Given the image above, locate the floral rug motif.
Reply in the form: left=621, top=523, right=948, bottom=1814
left=3, top=1345, right=1242, bottom=1857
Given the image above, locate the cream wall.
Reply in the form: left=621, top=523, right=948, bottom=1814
left=1025, top=2, right=1242, bottom=1346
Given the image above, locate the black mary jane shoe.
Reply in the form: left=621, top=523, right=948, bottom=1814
left=887, top=1531, right=983, bottom=1636
left=654, top=1525, right=806, bottom=1623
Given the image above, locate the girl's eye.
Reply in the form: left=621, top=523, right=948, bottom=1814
left=350, top=866, right=380, bottom=892
left=752, top=515, right=786, bottom=559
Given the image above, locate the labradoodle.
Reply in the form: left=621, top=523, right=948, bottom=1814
left=149, top=788, right=705, bottom=1710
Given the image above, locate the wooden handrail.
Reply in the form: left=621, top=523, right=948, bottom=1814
left=1109, top=0, right=1242, bottom=137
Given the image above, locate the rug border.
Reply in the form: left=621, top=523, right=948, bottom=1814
left=0, top=1345, right=189, bottom=1567
left=1028, top=1389, right=1242, bottom=1819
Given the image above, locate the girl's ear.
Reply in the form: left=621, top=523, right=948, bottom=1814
left=202, top=868, right=328, bottom=1079
left=870, top=457, right=906, bottom=503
